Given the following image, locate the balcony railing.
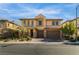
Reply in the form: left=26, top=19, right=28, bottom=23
left=24, top=24, right=61, bottom=28
left=46, top=25, right=61, bottom=28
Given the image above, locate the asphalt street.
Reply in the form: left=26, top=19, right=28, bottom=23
left=0, top=43, right=79, bottom=55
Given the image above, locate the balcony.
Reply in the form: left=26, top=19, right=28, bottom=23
left=25, top=25, right=35, bottom=29
left=46, top=25, right=62, bottom=28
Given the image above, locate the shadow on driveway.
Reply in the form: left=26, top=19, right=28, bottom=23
left=38, top=38, right=63, bottom=42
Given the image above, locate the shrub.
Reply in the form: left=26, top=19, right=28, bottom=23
left=77, top=36, right=79, bottom=41
left=64, top=35, right=70, bottom=40
left=26, top=36, right=32, bottom=41
left=3, top=39, right=9, bottom=42
left=19, top=39, right=24, bottom=41
left=62, top=22, right=76, bottom=41
left=69, top=37, right=76, bottom=42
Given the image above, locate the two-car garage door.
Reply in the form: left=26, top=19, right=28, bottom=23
left=46, top=29, right=60, bottom=41
left=36, top=29, right=61, bottom=41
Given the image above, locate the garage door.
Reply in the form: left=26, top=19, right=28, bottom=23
left=37, top=30, right=44, bottom=38
left=46, top=29, right=60, bottom=41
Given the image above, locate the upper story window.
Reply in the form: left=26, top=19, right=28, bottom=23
left=24, top=21, right=26, bottom=26
left=24, top=20, right=33, bottom=27
left=0, top=23, right=3, bottom=28
left=38, top=20, right=42, bottom=26
left=52, top=21, right=59, bottom=26
left=31, top=21, right=34, bottom=26
left=56, top=21, right=59, bottom=25
left=52, top=21, right=55, bottom=25
left=8, top=23, right=9, bottom=27
left=28, top=20, right=30, bottom=26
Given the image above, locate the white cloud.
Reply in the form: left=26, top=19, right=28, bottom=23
left=32, top=8, right=62, bottom=15
left=63, top=13, right=75, bottom=20
left=8, top=4, right=62, bottom=18
left=64, top=3, right=78, bottom=7
left=0, top=3, right=77, bottom=25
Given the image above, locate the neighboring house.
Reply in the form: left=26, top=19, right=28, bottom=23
left=20, top=14, right=63, bottom=41
left=62, top=17, right=79, bottom=37
left=0, top=20, right=25, bottom=34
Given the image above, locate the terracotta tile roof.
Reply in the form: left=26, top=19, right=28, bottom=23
left=46, top=19, right=63, bottom=20
left=0, top=20, right=20, bottom=26
left=20, top=18, right=63, bottom=20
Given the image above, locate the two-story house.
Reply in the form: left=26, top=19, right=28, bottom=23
left=20, top=14, right=63, bottom=41
left=0, top=20, right=26, bottom=34
left=62, top=17, right=79, bottom=37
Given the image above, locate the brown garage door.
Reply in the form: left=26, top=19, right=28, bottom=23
left=37, top=30, right=44, bottom=38
left=46, top=29, right=60, bottom=41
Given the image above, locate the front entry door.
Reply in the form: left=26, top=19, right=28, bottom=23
left=37, top=30, right=44, bottom=38
left=30, top=29, right=33, bottom=37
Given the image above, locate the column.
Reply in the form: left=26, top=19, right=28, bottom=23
left=28, top=29, right=31, bottom=36
left=33, top=29, right=37, bottom=38
left=44, top=29, right=46, bottom=38
left=60, top=30, right=63, bottom=41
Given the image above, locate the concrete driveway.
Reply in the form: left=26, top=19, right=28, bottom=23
left=0, top=43, right=79, bottom=55
left=31, top=38, right=62, bottom=42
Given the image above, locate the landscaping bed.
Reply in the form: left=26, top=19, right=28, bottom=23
left=64, top=42, right=79, bottom=45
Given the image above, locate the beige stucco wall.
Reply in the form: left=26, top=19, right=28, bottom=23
left=34, top=20, right=36, bottom=27
left=21, top=14, right=62, bottom=31
left=46, top=20, right=52, bottom=26
left=22, top=20, right=61, bottom=28
left=20, top=14, right=63, bottom=38
left=46, top=20, right=60, bottom=26
left=5, top=22, right=21, bottom=31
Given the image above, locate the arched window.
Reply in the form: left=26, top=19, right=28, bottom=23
left=38, top=20, right=42, bottom=26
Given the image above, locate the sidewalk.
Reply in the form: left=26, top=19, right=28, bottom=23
left=0, top=41, right=63, bottom=45
left=0, top=38, right=64, bottom=45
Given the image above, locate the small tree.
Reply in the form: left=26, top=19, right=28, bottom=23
left=62, top=22, right=76, bottom=40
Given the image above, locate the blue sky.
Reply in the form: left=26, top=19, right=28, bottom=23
left=0, top=3, right=78, bottom=25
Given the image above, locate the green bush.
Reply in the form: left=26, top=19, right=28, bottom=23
left=19, top=39, right=24, bottom=41
left=64, top=35, right=70, bottom=40
left=77, top=36, right=79, bottom=41
left=26, top=36, right=32, bottom=41
left=0, top=29, right=32, bottom=42
left=3, top=39, right=9, bottom=42
left=23, top=38, right=27, bottom=41
left=69, top=37, right=76, bottom=42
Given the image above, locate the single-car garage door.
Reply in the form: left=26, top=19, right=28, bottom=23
left=46, top=29, right=60, bottom=41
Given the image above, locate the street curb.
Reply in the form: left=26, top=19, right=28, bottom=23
left=0, top=42, right=63, bottom=45
left=64, top=42, right=79, bottom=45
